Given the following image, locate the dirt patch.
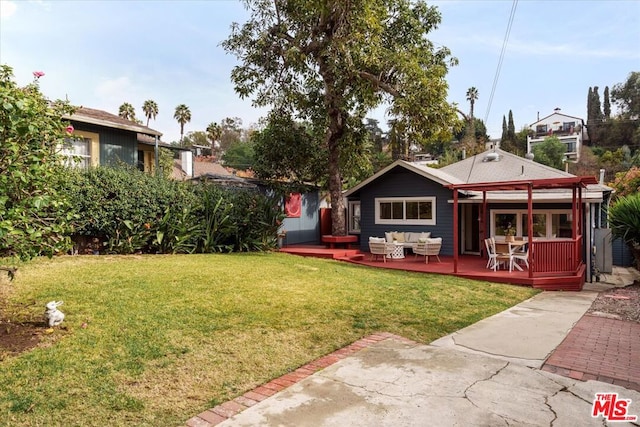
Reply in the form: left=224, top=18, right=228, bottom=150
left=587, top=281, right=640, bottom=323
left=0, top=320, right=44, bottom=358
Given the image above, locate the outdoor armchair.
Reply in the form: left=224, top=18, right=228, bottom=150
left=368, top=237, right=395, bottom=263
left=412, top=237, right=442, bottom=264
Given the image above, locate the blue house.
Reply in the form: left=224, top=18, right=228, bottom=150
left=63, top=107, right=167, bottom=173
left=344, top=148, right=613, bottom=287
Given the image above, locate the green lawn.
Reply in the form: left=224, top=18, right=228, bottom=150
left=0, top=253, right=538, bottom=426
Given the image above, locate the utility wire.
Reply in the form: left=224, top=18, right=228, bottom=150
left=484, top=0, right=518, bottom=124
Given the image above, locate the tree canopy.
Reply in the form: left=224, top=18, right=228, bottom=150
left=223, top=0, right=458, bottom=234
left=532, top=136, right=566, bottom=170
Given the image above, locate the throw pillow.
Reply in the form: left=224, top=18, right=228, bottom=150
left=419, top=232, right=431, bottom=239
left=385, top=232, right=394, bottom=243
left=393, top=232, right=405, bottom=243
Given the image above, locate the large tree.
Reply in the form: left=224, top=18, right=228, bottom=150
left=142, top=99, right=159, bottom=126
left=611, top=71, right=640, bottom=119
left=532, top=136, right=566, bottom=170
left=174, top=104, right=191, bottom=145
left=219, top=117, right=244, bottom=153
left=223, top=0, right=457, bottom=235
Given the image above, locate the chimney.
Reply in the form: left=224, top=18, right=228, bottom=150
left=462, top=148, right=466, bottom=160
left=599, top=169, right=605, bottom=185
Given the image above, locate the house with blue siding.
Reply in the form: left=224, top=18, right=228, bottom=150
left=62, top=107, right=171, bottom=174
left=344, top=148, right=613, bottom=283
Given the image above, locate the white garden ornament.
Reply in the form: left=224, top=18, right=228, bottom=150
left=44, top=301, right=65, bottom=327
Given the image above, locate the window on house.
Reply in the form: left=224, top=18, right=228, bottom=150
left=375, top=197, right=436, bottom=225
left=536, top=124, right=547, bottom=134
left=493, top=210, right=573, bottom=238
left=61, top=137, right=91, bottom=169
left=348, top=201, right=361, bottom=233
left=562, top=121, right=575, bottom=132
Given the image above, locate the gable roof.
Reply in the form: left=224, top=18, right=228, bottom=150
left=530, top=111, right=584, bottom=127
left=64, top=107, right=162, bottom=137
left=343, top=159, right=464, bottom=197
left=440, top=148, right=574, bottom=184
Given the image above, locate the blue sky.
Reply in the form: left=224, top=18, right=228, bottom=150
left=1, top=0, right=639, bottom=144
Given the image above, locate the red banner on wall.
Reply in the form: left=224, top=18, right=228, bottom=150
left=285, top=193, right=301, bottom=218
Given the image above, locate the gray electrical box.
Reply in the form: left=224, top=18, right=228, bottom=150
left=594, top=228, right=613, bottom=274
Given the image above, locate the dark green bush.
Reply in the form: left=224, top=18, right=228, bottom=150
left=66, top=166, right=284, bottom=254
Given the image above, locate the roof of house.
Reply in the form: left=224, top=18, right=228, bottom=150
left=193, top=161, right=233, bottom=178
left=529, top=110, right=584, bottom=127
left=345, top=148, right=610, bottom=203
left=137, top=134, right=189, bottom=151
left=64, top=106, right=162, bottom=137
left=440, top=148, right=574, bottom=183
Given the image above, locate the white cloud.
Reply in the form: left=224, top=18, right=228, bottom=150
left=0, top=0, right=17, bottom=20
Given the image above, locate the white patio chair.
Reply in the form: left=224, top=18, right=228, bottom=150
left=412, top=238, right=442, bottom=264
left=510, top=242, right=529, bottom=271
left=486, top=238, right=510, bottom=271
left=368, top=240, right=395, bottom=263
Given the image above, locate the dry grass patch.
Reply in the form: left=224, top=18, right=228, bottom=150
left=0, top=253, right=538, bottom=426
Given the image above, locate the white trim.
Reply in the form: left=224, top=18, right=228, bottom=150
left=375, top=196, right=436, bottom=226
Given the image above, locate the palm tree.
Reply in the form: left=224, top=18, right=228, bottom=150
left=142, top=100, right=159, bottom=127
left=466, top=87, right=478, bottom=120
left=206, top=122, right=222, bottom=156
left=118, top=102, right=136, bottom=121
left=463, top=87, right=479, bottom=152
left=174, top=104, right=191, bottom=145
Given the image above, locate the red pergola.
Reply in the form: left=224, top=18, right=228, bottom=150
left=447, top=176, right=598, bottom=287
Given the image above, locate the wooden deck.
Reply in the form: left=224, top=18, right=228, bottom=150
left=279, top=245, right=586, bottom=291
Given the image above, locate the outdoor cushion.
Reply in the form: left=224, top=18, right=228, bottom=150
left=385, top=232, right=394, bottom=243
left=392, top=232, right=405, bottom=242
left=369, top=237, right=386, bottom=243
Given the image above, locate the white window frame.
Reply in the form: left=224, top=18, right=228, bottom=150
left=375, top=196, right=436, bottom=225
left=348, top=201, right=361, bottom=234
left=491, top=209, right=573, bottom=238
left=61, top=136, right=91, bottom=169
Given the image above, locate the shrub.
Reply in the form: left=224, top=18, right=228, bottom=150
left=67, top=166, right=285, bottom=254
left=0, top=65, right=76, bottom=259
left=67, top=166, right=198, bottom=254
left=609, top=192, right=640, bottom=269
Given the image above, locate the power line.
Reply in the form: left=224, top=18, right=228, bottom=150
left=484, top=0, right=518, bottom=124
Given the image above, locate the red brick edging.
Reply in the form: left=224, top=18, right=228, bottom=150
left=185, top=332, right=417, bottom=427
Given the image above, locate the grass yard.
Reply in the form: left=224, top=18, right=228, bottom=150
left=0, top=253, right=538, bottom=426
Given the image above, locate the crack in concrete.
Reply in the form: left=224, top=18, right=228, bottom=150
left=463, top=361, right=510, bottom=409
left=544, top=387, right=563, bottom=427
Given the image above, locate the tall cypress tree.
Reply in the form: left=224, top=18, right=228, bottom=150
left=587, top=87, right=593, bottom=124
left=501, top=115, right=507, bottom=142
left=603, top=86, right=611, bottom=119
left=590, top=87, right=603, bottom=145
left=507, top=110, right=516, bottom=142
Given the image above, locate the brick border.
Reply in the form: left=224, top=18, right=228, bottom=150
left=185, top=332, right=417, bottom=427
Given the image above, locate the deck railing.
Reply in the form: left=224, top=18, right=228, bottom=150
left=530, top=237, right=582, bottom=276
